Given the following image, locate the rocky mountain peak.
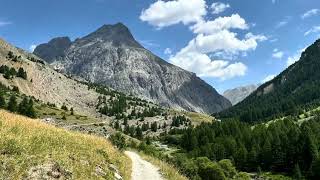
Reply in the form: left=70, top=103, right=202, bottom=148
left=34, top=23, right=231, bottom=113
left=82, top=23, right=142, bottom=48
left=34, top=37, right=71, bottom=63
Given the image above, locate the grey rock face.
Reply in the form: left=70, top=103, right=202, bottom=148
left=34, top=23, right=231, bottom=113
left=34, top=37, right=71, bottom=63
left=223, top=84, right=258, bottom=105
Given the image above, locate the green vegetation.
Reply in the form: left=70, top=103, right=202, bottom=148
left=0, top=110, right=131, bottom=179
left=162, top=115, right=320, bottom=179
left=218, top=39, right=320, bottom=123
left=0, top=65, right=27, bottom=80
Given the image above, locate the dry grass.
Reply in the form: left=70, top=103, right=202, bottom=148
left=137, top=151, right=188, bottom=180
left=183, top=111, right=214, bottom=125
left=0, top=110, right=131, bottom=179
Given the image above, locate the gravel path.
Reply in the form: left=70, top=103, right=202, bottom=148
left=125, top=151, right=163, bottom=180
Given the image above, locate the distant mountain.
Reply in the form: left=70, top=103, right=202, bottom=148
left=34, top=23, right=231, bottom=113
left=223, top=84, right=258, bottom=105
left=218, top=39, right=320, bottom=122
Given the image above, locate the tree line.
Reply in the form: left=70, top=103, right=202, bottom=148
left=164, top=116, right=320, bottom=179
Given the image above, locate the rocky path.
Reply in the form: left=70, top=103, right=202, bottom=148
left=124, top=151, right=163, bottom=180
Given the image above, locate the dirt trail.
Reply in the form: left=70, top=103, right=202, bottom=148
left=125, top=151, right=163, bottom=180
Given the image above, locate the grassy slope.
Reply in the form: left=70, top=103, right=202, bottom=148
left=0, top=110, right=131, bottom=179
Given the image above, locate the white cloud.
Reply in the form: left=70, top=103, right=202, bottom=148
left=164, top=48, right=172, bottom=55
left=0, top=21, right=12, bottom=27
left=170, top=51, right=247, bottom=80
left=169, top=28, right=265, bottom=79
left=275, top=20, right=288, bottom=28
left=262, top=74, right=276, bottom=83
left=304, top=26, right=320, bottom=36
left=211, top=2, right=230, bottom=14
left=179, top=31, right=266, bottom=55
left=29, top=44, right=37, bottom=52
left=301, top=9, right=319, bottom=19
left=191, top=14, right=248, bottom=35
left=286, top=48, right=306, bottom=66
left=140, top=2, right=266, bottom=80
left=140, top=0, right=206, bottom=28
left=272, top=49, right=284, bottom=59
left=269, top=38, right=278, bottom=43
left=139, top=40, right=160, bottom=48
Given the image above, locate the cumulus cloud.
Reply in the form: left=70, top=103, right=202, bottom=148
left=29, top=44, right=37, bottom=52
left=211, top=2, right=230, bottom=14
left=141, top=1, right=266, bottom=80
left=301, top=9, right=319, bottom=19
left=304, top=26, right=320, bottom=36
left=140, top=0, right=206, bottom=28
left=179, top=31, right=266, bottom=55
left=262, top=74, right=276, bottom=83
left=170, top=51, right=247, bottom=80
left=191, top=14, right=248, bottom=35
left=272, top=49, right=284, bottom=59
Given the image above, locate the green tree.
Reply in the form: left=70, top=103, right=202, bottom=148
left=18, top=97, right=28, bottom=115
left=0, top=94, right=6, bottom=108
left=17, top=67, right=27, bottom=79
left=136, top=126, right=143, bottom=140
left=7, top=95, right=17, bottom=112
left=151, top=122, right=158, bottom=132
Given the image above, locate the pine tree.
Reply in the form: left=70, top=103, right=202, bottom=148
left=7, top=95, right=17, bottom=112
left=18, top=97, right=28, bottom=115
left=151, top=122, right=158, bottom=132
left=0, top=94, right=5, bottom=108
left=17, top=67, right=27, bottom=79
left=26, top=99, right=36, bottom=118
left=136, top=126, right=143, bottom=139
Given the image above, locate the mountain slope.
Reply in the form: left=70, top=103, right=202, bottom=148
left=0, top=38, right=100, bottom=117
left=223, top=84, right=258, bottom=105
left=0, top=110, right=131, bottom=179
left=34, top=23, right=231, bottom=113
left=218, top=39, right=320, bottom=122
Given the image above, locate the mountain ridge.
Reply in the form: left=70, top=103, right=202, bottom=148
left=218, top=39, right=320, bottom=122
left=34, top=23, right=231, bottom=113
left=223, top=84, right=258, bottom=105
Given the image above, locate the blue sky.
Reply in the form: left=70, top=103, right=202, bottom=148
left=0, top=0, right=320, bottom=93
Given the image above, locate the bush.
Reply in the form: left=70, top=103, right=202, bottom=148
left=110, top=133, right=127, bottom=151
left=234, top=172, right=251, bottom=180
left=218, top=159, right=237, bottom=178
left=196, top=157, right=226, bottom=180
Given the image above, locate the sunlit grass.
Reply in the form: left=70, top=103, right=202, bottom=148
left=0, top=110, right=131, bottom=179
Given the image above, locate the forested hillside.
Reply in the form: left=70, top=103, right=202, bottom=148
left=163, top=115, right=320, bottom=179
left=218, top=39, right=320, bottom=123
